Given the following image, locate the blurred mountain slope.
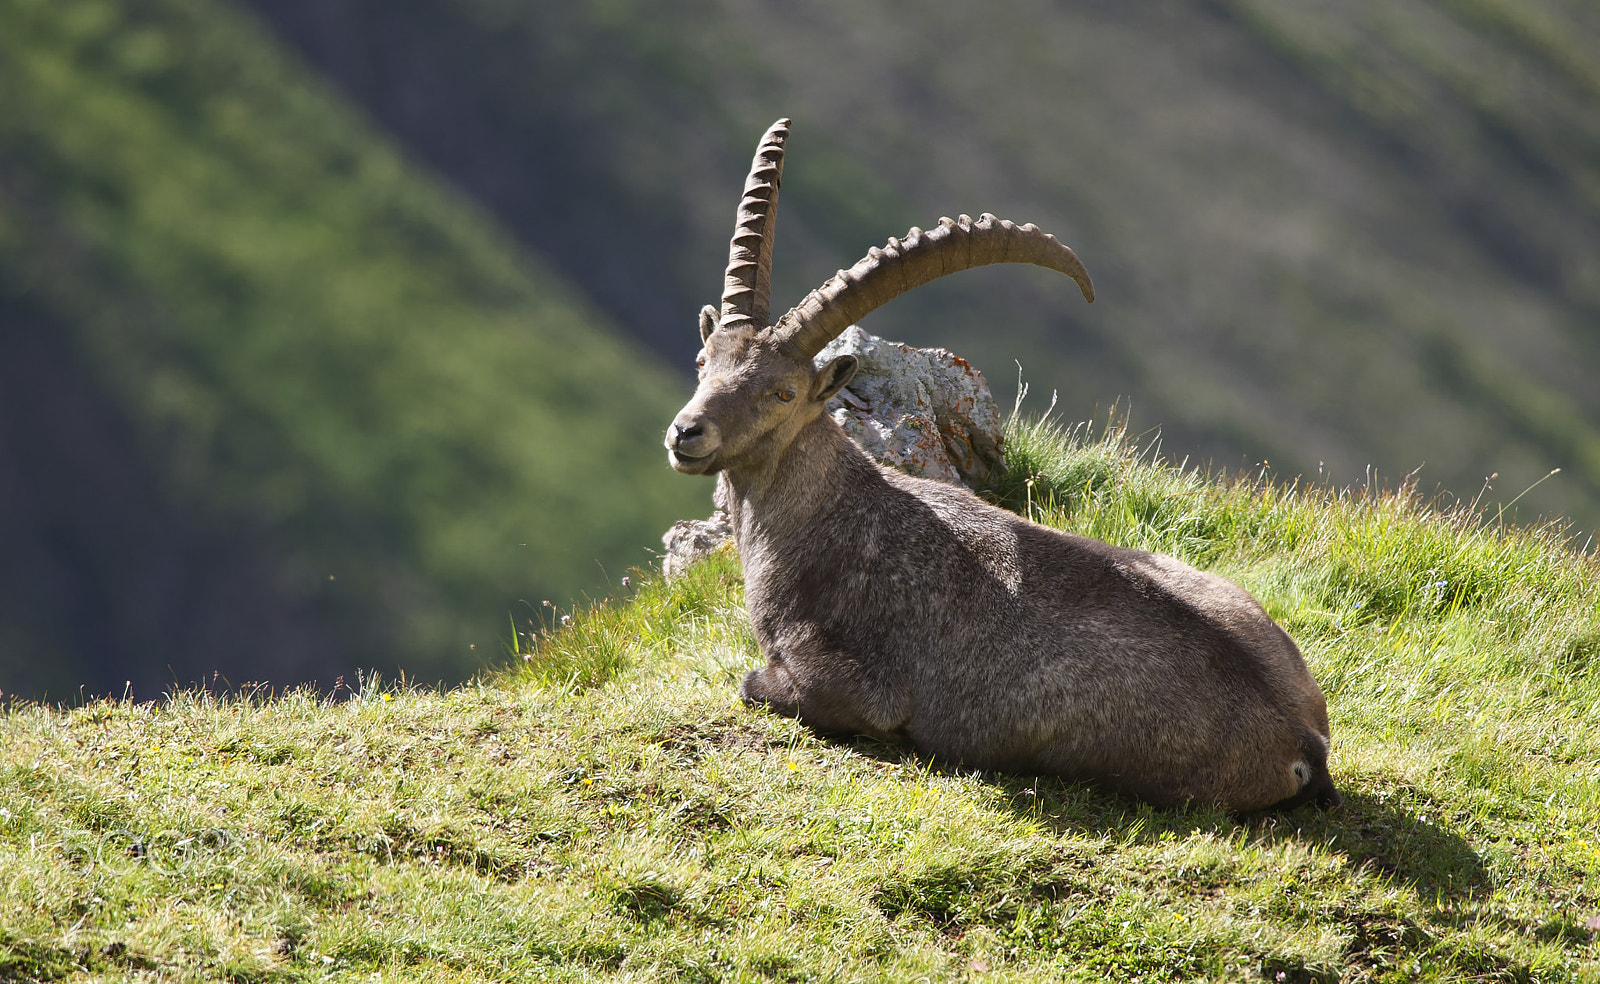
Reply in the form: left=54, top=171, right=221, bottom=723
left=247, top=0, right=1600, bottom=536
left=0, top=0, right=705, bottom=698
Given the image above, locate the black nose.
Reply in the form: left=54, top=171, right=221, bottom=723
left=670, top=422, right=703, bottom=446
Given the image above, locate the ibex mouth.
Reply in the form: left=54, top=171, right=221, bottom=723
left=667, top=447, right=719, bottom=474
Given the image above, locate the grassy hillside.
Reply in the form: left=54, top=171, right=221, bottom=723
left=246, top=0, right=1600, bottom=539
left=0, top=0, right=706, bottom=696
left=3, top=416, right=1596, bottom=981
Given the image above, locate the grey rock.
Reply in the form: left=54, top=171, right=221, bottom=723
left=660, top=510, right=735, bottom=580
left=817, top=326, right=1006, bottom=488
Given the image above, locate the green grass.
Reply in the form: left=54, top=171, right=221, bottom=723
left=2, top=415, right=1598, bottom=981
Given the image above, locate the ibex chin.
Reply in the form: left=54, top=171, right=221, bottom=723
left=665, top=119, right=1340, bottom=811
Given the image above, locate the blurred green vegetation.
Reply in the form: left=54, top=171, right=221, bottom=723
left=0, top=0, right=705, bottom=696
left=4, top=0, right=1600, bottom=696
left=247, top=0, right=1600, bottom=535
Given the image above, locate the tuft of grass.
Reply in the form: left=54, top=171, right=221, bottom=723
left=2, top=414, right=1598, bottom=981
left=505, top=549, right=755, bottom=691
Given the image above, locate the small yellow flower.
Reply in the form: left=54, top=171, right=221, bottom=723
left=381, top=693, right=393, bottom=703
left=786, top=759, right=800, bottom=772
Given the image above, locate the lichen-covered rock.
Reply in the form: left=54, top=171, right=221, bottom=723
left=661, top=327, right=1005, bottom=577
left=816, top=326, right=1006, bottom=488
left=661, top=511, right=735, bottom=580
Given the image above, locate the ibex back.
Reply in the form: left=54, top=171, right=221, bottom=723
left=665, top=119, right=1339, bottom=812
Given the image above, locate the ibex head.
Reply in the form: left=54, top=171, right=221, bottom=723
left=666, top=118, right=1095, bottom=477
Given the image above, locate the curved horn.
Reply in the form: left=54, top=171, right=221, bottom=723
left=776, top=213, right=1094, bottom=358
left=720, top=118, right=790, bottom=330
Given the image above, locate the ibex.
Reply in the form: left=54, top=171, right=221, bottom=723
left=666, top=119, right=1339, bottom=811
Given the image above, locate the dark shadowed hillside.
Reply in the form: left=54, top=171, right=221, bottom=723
left=0, top=0, right=705, bottom=698
left=245, top=0, right=1600, bottom=536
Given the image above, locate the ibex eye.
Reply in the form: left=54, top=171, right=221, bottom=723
left=776, top=390, right=795, bottom=403
left=696, top=357, right=707, bottom=370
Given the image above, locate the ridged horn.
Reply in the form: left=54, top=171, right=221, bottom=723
left=720, top=118, right=790, bottom=331
left=775, top=213, right=1094, bottom=359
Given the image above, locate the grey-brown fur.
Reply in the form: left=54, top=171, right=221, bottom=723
left=666, top=120, right=1339, bottom=812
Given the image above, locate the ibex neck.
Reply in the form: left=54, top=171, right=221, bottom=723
left=717, top=415, right=871, bottom=552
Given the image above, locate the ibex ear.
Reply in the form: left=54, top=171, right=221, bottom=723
left=699, top=305, right=718, bottom=344
left=812, top=355, right=859, bottom=403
